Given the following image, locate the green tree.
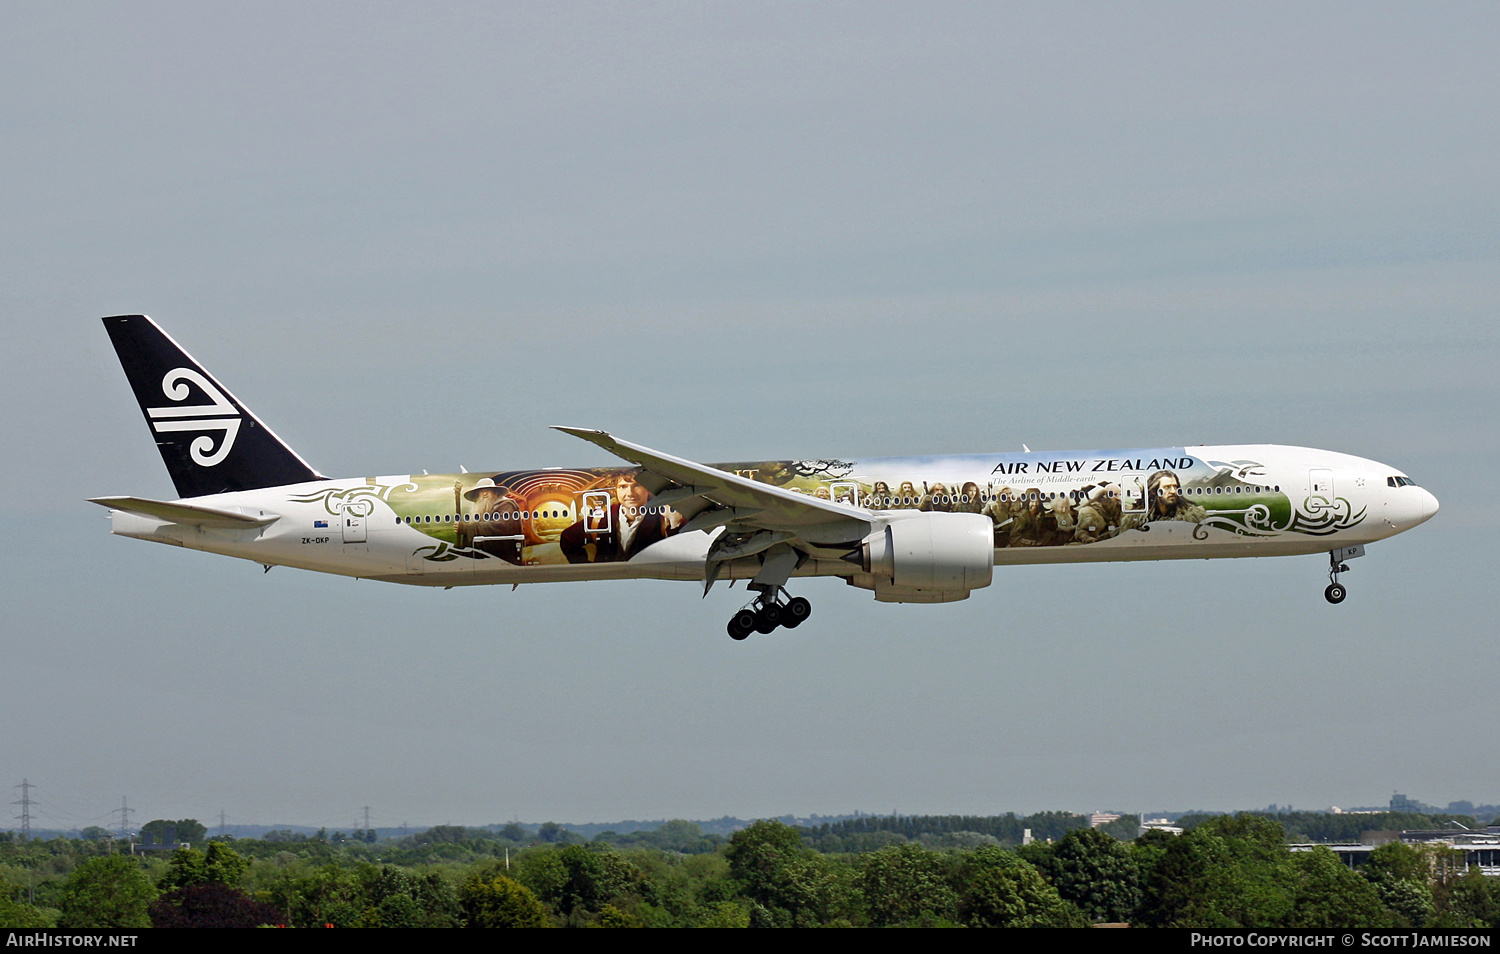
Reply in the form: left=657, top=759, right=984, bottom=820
left=261, top=862, right=363, bottom=928
left=696, top=900, right=751, bottom=928
left=1095, top=814, right=1142, bottom=842
left=139, top=819, right=206, bottom=845
left=512, top=845, right=656, bottom=925
left=408, top=824, right=469, bottom=846
left=1020, top=810, right=1092, bottom=844
left=1284, top=847, right=1394, bottom=928
left=957, top=846, right=1087, bottom=928
left=723, top=820, right=853, bottom=927
left=553, top=845, right=613, bottom=916
left=1131, top=828, right=1177, bottom=867
left=723, top=819, right=802, bottom=902
left=649, top=820, right=710, bottom=853
left=55, top=856, right=155, bottom=929
left=0, top=882, right=54, bottom=928
left=460, top=873, right=548, bottom=928
left=149, top=883, right=282, bottom=928
left=596, top=903, right=642, bottom=927
left=1363, top=842, right=1434, bottom=927
left=159, top=841, right=249, bottom=891
left=1043, top=826, right=1141, bottom=923
left=761, top=854, right=852, bottom=927
left=358, top=864, right=460, bottom=928
left=1431, top=866, right=1500, bottom=928
left=1136, top=814, right=1297, bottom=928
left=858, top=843, right=959, bottom=926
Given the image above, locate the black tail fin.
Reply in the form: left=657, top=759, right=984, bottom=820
left=102, top=315, right=324, bottom=498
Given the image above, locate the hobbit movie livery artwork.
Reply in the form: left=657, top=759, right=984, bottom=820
left=294, top=452, right=1360, bottom=569
left=94, top=316, right=1440, bottom=640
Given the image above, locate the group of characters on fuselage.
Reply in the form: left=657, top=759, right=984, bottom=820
left=856, top=469, right=1207, bottom=548
left=456, top=470, right=682, bottom=565
left=405, top=465, right=1209, bottom=568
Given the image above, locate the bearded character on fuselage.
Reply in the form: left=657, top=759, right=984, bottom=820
left=1145, top=469, right=1206, bottom=523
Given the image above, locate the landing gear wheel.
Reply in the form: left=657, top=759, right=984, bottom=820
left=754, top=603, right=783, bottom=634
left=728, top=609, right=757, bottom=640
left=1324, top=549, right=1357, bottom=606
left=782, top=596, right=812, bottom=628
left=727, top=584, right=812, bottom=640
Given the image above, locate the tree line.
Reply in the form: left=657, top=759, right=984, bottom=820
left=1, top=813, right=1496, bottom=927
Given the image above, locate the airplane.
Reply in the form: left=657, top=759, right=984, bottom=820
left=93, top=315, right=1440, bottom=640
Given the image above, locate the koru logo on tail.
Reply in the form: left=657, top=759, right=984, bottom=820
left=146, top=368, right=241, bottom=466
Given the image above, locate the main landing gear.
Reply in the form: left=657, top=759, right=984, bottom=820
left=727, top=586, right=812, bottom=640
left=1324, top=545, right=1365, bottom=604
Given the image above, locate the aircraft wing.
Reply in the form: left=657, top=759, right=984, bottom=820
left=88, top=496, right=280, bottom=529
left=552, top=427, right=873, bottom=546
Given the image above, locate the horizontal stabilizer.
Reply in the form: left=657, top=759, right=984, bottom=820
left=88, top=496, right=280, bottom=529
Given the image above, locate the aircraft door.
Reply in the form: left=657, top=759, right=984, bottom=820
left=1115, top=473, right=1146, bottom=517
left=342, top=499, right=369, bottom=543
left=580, top=491, right=613, bottom=535
left=1308, top=468, right=1335, bottom=513
left=829, top=481, right=861, bottom=507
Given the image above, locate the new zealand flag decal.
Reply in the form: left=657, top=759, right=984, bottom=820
left=314, top=520, right=328, bottom=528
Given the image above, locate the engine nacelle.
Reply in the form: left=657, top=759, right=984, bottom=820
left=851, top=512, right=994, bottom=602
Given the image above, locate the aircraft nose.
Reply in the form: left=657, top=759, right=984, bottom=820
left=1417, top=488, right=1439, bottom=524
left=1390, top=485, right=1439, bottom=529
left=1381, top=477, right=1438, bottom=531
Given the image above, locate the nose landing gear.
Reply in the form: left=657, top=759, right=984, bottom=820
left=726, top=586, right=812, bottom=640
left=1324, top=545, right=1365, bottom=604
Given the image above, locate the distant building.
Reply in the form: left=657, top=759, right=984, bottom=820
left=1390, top=791, right=1438, bottom=813
left=1291, top=830, right=1500, bottom=876
left=132, top=823, right=184, bottom=854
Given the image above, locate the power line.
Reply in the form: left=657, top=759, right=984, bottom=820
left=112, top=797, right=133, bottom=839
left=12, top=779, right=35, bottom=839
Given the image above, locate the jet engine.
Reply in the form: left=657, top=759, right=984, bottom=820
left=848, top=512, right=994, bottom=603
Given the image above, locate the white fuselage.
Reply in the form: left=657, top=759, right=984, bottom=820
left=104, top=443, right=1439, bottom=590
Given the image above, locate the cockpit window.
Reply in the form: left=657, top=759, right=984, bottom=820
left=1387, top=475, right=1420, bottom=488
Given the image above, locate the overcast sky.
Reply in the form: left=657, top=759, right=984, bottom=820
left=3, top=1, right=1496, bottom=833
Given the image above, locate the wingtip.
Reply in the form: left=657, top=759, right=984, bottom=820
left=552, top=425, right=609, bottom=439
